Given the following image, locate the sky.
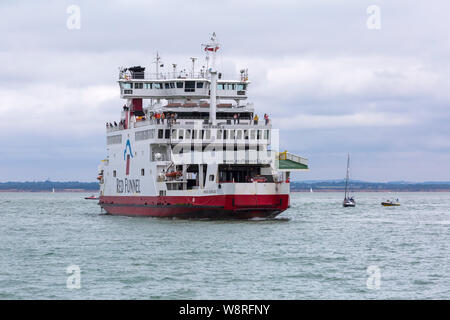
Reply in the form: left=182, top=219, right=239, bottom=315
left=1, top=0, right=450, bottom=182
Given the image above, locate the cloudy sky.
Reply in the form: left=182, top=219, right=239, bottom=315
left=1, top=0, right=449, bottom=182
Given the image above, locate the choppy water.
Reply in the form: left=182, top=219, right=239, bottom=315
left=0, top=192, right=449, bottom=299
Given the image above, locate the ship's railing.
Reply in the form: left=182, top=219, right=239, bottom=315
left=278, top=151, right=308, bottom=166
left=119, top=71, right=247, bottom=81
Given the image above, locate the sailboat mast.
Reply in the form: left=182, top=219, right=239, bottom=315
left=344, top=154, right=350, bottom=198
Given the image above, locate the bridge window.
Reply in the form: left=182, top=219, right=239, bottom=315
left=145, top=83, right=152, bottom=89
left=217, top=83, right=224, bottom=90
left=164, top=83, right=170, bottom=89
left=134, top=83, right=143, bottom=89
left=184, top=81, right=195, bottom=92
left=122, top=82, right=132, bottom=89
left=153, top=83, right=162, bottom=89
left=176, top=82, right=183, bottom=88
left=196, top=82, right=204, bottom=88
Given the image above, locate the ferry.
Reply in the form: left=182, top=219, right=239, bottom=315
left=97, top=34, right=308, bottom=218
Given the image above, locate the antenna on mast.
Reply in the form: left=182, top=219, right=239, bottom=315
left=190, top=57, right=197, bottom=78
left=201, top=32, right=220, bottom=125
left=172, top=63, right=177, bottom=78
left=153, top=52, right=163, bottom=79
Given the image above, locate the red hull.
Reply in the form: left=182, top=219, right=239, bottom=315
left=99, top=194, right=289, bottom=219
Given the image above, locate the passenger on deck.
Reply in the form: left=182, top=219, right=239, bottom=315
left=233, top=113, right=237, bottom=124
left=106, top=122, right=109, bottom=128
left=161, top=112, right=165, bottom=124
left=156, top=112, right=161, bottom=124
left=253, top=114, right=259, bottom=125
left=114, top=121, right=118, bottom=127
left=264, top=113, right=269, bottom=125
left=174, top=113, right=178, bottom=122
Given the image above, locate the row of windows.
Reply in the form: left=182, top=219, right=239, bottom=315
left=122, top=81, right=246, bottom=91
left=135, top=129, right=154, bottom=141
left=157, top=129, right=270, bottom=140
left=107, top=134, right=122, bottom=145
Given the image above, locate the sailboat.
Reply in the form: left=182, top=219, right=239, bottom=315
left=343, top=154, right=356, bottom=207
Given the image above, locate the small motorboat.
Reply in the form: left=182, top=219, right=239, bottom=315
left=84, top=195, right=99, bottom=200
left=381, top=199, right=400, bottom=206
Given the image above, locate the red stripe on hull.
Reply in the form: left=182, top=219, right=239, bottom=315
left=99, top=194, right=289, bottom=219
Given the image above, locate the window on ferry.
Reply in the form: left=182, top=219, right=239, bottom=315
left=178, top=130, right=184, bottom=139
left=196, top=82, right=204, bottom=89
left=170, top=82, right=175, bottom=88
left=164, top=83, right=170, bottom=89
left=153, top=83, right=162, bottom=89
left=184, top=81, right=195, bottom=92
left=217, top=83, right=224, bottom=90
left=223, top=130, right=227, bottom=139
left=237, top=130, right=242, bottom=139
left=141, top=169, right=145, bottom=176
left=205, top=130, right=211, bottom=139
left=264, top=130, right=269, bottom=140
left=145, top=83, right=152, bottom=89
left=165, top=129, right=170, bottom=139
left=113, top=170, right=116, bottom=177
left=209, top=174, right=215, bottom=181
left=158, top=129, right=163, bottom=139
left=250, top=130, right=256, bottom=139
left=257, top=130, right=262, bottom=139
left=236, top=84, right=244, bottom=91
left=176, top=82, right=183, bottom=88
left=201, top=130, right=205, bottom=139
left=186, top=129, right=191, bottom=139
left=122, top=82, right=132, bottom=89
left=192, top=130, right=197, bottom=139
left=134, top=83, right=143, bottom=89
left=217, top=130, right=222, bottom=139
left=244, top=130, right=249, bottom=140
left=172, top=129, right=177, bottom=138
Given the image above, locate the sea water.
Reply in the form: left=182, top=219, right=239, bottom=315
left=0, top=192, right=449, bottom=299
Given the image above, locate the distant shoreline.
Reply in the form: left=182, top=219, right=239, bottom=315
left=292, top=190, right=450, bottom=193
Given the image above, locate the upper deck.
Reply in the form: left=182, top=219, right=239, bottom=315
left=118, top=71, right=249, bottom=100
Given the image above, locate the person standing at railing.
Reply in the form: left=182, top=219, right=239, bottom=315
left=161, top=112, right=165, bottom=124
left=156, top=112, right=161, bottom=124
left=233, top=113, right=237, bottom=124
left=253, top=114, right=259, bottom=125
left=264, top=113, right=269, bottom=125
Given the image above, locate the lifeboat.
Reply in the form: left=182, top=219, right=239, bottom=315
left=165, top=171, right=182, bottom=178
